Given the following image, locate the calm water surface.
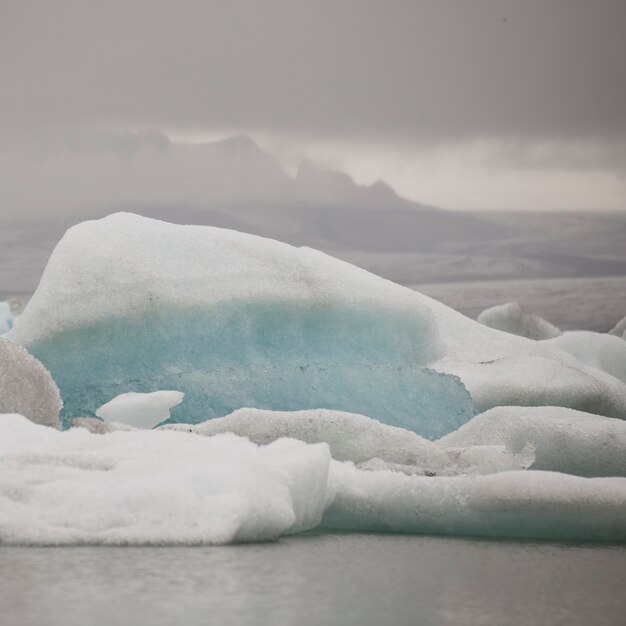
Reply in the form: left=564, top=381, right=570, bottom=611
left=2, top=533, right=625, bottom=626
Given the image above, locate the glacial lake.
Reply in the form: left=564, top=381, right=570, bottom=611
left=2, top=533, right=625, bottom=626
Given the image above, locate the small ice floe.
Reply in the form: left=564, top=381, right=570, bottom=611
left=95, top=390, right=185, bottom=429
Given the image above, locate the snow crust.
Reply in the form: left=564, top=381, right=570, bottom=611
left=477, top=302, right=561, bottom=340
left=439, top=406, right=626, bottom=477
left=0, top=338, right=61, bottom=428
left=96, top=390, right=185, bottom=429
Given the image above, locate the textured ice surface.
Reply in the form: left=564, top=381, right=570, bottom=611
left=0, top=338, right=61, bottom=428
left=477, top=302, right=561, bottom=340
left=324, top=463, right=626, bottom=542
left=438, top=406, right=626, bottom=477
left=0, top=414, right=330, bottom=545
left=96, top=391, right=185, bottom=429
left=542, top=331, right=626, bottom=384
left=164, top=408, right=533, bottom=475
left=2, top=415, right=623, bottom=544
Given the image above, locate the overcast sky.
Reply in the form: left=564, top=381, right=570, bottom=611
left=1, top=0, right=625, bottom=216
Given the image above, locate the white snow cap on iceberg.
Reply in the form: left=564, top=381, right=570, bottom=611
left=96, top=390, right=185, bottom=429
left=477, top=302, right=561, bottom=340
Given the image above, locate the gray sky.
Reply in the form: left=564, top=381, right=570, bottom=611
left=1, top=0, right=625, bottom=215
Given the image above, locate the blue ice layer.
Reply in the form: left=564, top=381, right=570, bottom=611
left=28, top=301, right=475, bottom=438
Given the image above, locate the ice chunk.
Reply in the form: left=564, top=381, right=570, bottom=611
left=166, top=407, right=533, bottom=475
left=0, top=414, right=330, bottom=545
left=477, top=302, right=561, bottom=340
left=542, top=331, right=626, bottom=384
left=438, top=406, right=626, bottom=477
left=0, top=338, right=61, bottom=428
left=96, top=390, right=185, bottom=429
left=9, top=213, right=473, bottom=437
left=323, top=463, right=626, bottom=542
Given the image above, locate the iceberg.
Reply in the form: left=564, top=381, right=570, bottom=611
left=438, top=406, right=626, bottom=477
left=0, top=338, right=61, bottom=428
left=477, top=302, right=561, bottom=340
left=8, top=213, right=474, bottom=438
left=7, top=213, right=626, bottom=434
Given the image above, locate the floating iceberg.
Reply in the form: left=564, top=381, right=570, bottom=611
left=438, top=406, right=626, bottom=477
left=477, top=302, right=561, bottom=340
left=96, top=390, right=185, bottom=429
left=0, top=338, right=61, bottom=428
left=8, top=213, right=626, bottom=434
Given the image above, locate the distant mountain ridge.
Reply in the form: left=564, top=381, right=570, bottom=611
left=2, top=130, right=501, bottom=251
left=120, top=133, right=500, bottom=251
